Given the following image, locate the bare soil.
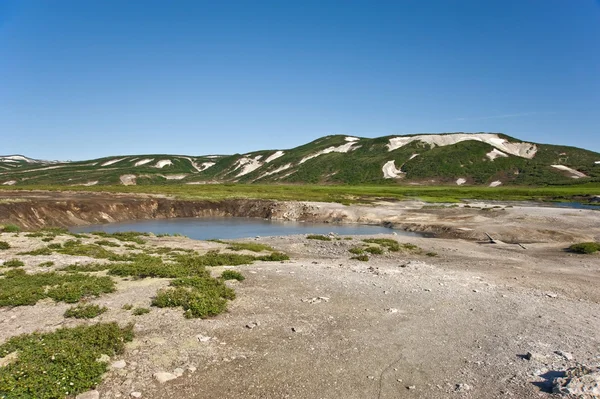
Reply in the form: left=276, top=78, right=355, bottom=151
left=0, top=192, right=599, bottom=398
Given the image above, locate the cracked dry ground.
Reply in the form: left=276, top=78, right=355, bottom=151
left=1, top=232, right=599, bottom=399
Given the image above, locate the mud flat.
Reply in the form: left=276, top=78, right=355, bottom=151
left=0, top=191, right=599, bottom=398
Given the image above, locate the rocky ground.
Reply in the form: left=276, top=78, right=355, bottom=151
left=0, top=221, right=599, bottom=398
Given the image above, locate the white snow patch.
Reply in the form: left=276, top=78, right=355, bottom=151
left=199, top=162, right=215, bottom=171
left=551, top=165, right=588, bottom=179
left=83, top=181, right=98, bottom=186
left=120, top=174, right=136, bottom=185
left=134, top=158, right=154, bottom=167
left=489, top=181, right=502, bottom=187
left=101, top=158, right=126, bottom=167
left=154, top=160, right=173, bottom=169
left=387, top=133, right=537, bottom=159
left=235, top=156, right=263, bottom=177
left=259, top=163, right=292, bottom=179
left=206, top=155, right=221, bottom=159
left=409, top=153, right=419, bottom=160
left=456, top=178, right=467, bottom=185
left=2, top=180, right=16, bottom=186
left=0, top=155, right=40, bottom=163
left=163, top=174, right=188, bottom=180
left=265, top=151, right=285, bottom=163
left=300, top=142, right=360, bottom=164
left=486, top=149, right=509, bottom=161
left=345, top=136, right=360, bottom=142
left=595, top=161, right=600, bottom=164
left=382, top=160, right=404, bottom=179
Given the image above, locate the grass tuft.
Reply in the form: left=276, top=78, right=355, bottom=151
left=568, top=242, right=600, bottom=254
left=1, top=224, right=20, bottom=233
left=2, top=259, right=24, bottom=268
left=0, top=241, right=10, bottom=250
left=306, top=234, right=332, bottom=241
left=351, top=254, right=369, bottom=262
left=64, top=304, right=108, bottom=319
left=221, top=270, right=245, bottom=281
left=132, top=307, right=150, bottom=316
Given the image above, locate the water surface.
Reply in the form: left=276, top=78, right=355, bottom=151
left=71, top=217, right=413, bottom=240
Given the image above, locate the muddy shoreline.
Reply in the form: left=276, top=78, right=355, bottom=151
left=1, top=190, right=599, bottom=243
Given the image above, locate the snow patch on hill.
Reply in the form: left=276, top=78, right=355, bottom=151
left=595, top=161, right=600, bottom=164
left=489, top=180, right=502, bottom=187
left=265, top=151, right=285, bottom=163
left=345, top=137, right=359, bottom=142
left=2, top=180, right=16, bottom=185
left=101, top=158, right=126, bottom=167
left=300, top=142, right=360, bottom=164
left=456, top=178, right=467, bottom=185
left=199, top=162, right=216, bottom=171
left=551, top=165, right=588, bottom=179
left=163, top=174, right=187, bottom=180
left=154, top=160, right=173, bottom=168
left=387, top=133, right=537, bottom=159
left=259, top=163, right=292, bottom=179
left=134, top=159, right=154, bottom=167
left=120, top=174, right=136, bottom=185
left=0, top=155, right=45, bottom=164
left=235, top=156, right=263, bottom=177
left=486, top=149, right=509, bottom=160
left=382, top=160, right=404, bottom=179
left=409, top=153, right=419, bottom=160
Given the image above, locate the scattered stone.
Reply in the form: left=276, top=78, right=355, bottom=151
left=455, top=383, right=472, bottom=392
left=367, top=375, right=375, bottom=380
left=111, top=360, right=127, bottom=369
left=97, top=354, right=110, bottom=363
left=0, top=351, right=18, bottom=368
left=246, top=321, right=260, bottom=329
left=188, top=366, right=197, bottom=373
left=130, top=392, right=142, bottom=398
left=173, top=367, right=185, bottom=377
left=546, top=293, right=558, bottom=298
left=407, top=385, right=416, bottom=390
left=555, top=351, right=574, bottom=361
left=473, top=289, right=479, bottom=293
left=525, top=352, right=546, bottom=362
left=76, top=391, right=100, bottom=399
left=386, top=308, right=399, bottom=314
left=301, top=297, right=330, bottom=304
left=196, top=334, right=212, bottom=343
left=553, top=365, right=600, bottom=397
left=153, top=372, right=179, bottom=384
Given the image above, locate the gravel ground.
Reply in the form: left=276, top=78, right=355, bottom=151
left=1, top=209, right=599, bottom=398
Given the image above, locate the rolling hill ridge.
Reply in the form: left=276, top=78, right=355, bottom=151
left=2, top=133, right=599, bottom=187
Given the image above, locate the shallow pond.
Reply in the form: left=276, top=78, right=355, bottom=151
left=70, top=217, right=417, bottom=240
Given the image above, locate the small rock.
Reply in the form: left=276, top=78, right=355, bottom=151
left=245, top=321, right=260, bottom=329
left=153, top=372, right=179, bottom=384
left=97, top=354, right=110, bottom=363
left=188, top=366, right=197, bottom=373
left=524, top=352, right=546, bottom=362
left=455, top=383, right=472, bottom=392
left=367, top=376, right=375, bottom=380
left=546, top=293, right=558, bottom=298
left=555, top=351, right=574, bottom=361
left=111, top=360, right=127, bottom=369
left=552, top=365, right=600, bottom=396
left=130, top=392, right=142, bottom=398
left=173, top=368, right=185, bottom=377
left=76, top=391, right=100, bottom=399
left=386, top=308, right=399, bottom=314
left=407, top=385, right=416, bottom=390
left=196, top=334, right=211, bottom=343
left=473, top=289, right=479, bottom=293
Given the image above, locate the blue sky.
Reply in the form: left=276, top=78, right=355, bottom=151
left=1, top=0, right=599, bottom=160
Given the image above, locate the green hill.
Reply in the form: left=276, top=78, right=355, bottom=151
left=2, top=133, right=599, bottom=186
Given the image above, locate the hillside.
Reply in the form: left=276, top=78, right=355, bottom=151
left=2, top=133, right=600, bottom=186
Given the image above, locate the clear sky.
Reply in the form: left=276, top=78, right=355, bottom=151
left=1, top=0, right=599, bottom=160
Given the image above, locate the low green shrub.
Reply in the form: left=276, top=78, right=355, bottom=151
left=348, top=247, right=364, bottom=255
left=568, top=242, right=600, bottom=254
left=95, top=240, right=120, bottom=247
left=132, top=307, right=150, bottom=316
left=362, top=238, right=400, bottom=252
left=0, top=322, right=133, bottom=399
left=38, top=261, right=55, bottom=267
left=122, top=304, right=133, bottom=310
left=351, top=254, right=369, bottom=262
left=306, top=234, right=332, bottom=241
left=0, top=241, right=10, bottom=250
left=0, top=268, right=115, bottom=306
left=90, top=231, right=148, bottom=245
left=3, top=259, right=24, bottom=267
left=64, top=304, right=108, bottom=319
left=1, top=224, right=20, bottom=233
left=221, top=270, right=245, bottom=281
left=365, top=246, right=384, bottom=255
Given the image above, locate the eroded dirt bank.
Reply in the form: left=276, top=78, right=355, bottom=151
left=1, top=190, right=599, bottom=243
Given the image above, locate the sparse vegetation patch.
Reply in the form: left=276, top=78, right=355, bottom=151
left=221, top=270, right=245, bottom=281
left=0, top=241, right=10, bottom=250
left=64, top=304, right=108, bottom=319
left=306, top=234, right=332, bottom=241
left=568, top=242, right=600, bottom=254
left=0, top=322, right=133, bottom=399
